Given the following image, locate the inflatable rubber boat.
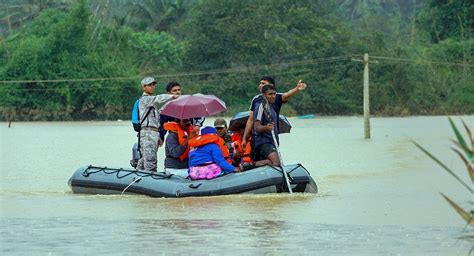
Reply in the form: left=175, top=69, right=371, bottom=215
left=68, top=164, right=317, bottom=198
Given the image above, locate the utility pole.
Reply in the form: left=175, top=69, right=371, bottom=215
left=363, top=53, right=370, bottom=139
left=352, top=53, right=376, bottom=139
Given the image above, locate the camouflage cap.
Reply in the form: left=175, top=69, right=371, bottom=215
left=141, top=77, right=156, bottom=86
left=214, top=118, right=227, bottom=128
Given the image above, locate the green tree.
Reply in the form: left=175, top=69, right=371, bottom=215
left=180, top=0, right=348, bottom=70
left=0, top=1, right=184, bottom=120
left=417, top=0, right=472, bottom=43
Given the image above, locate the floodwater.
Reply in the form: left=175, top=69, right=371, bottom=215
left=0, top=116, right=472, bottom=255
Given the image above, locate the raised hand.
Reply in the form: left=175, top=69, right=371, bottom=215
left=296, top=80, right=307, bottom=91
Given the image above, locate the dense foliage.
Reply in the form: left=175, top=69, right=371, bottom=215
left=0, top=0, right=472, bottom=120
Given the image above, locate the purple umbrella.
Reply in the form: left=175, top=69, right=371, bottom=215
left=160, top=94, right=227, bottom=119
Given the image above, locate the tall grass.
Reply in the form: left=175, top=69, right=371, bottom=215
left=413, top=117, right=473, bottom=227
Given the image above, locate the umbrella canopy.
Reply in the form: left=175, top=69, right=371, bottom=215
left=228, top=111, right=292, bottom=134
left=160, top=94, right=226, bottom=119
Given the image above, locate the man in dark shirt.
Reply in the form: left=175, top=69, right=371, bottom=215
left=251, top=84, right=280, bottom=167
left=241, top=76, right=307, bottom=157
left=159, top=81, right=182, bottom=145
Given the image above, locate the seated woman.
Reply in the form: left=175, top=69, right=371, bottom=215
left=188, top=126, right=239, bottom=180
left=163, top=119, right=197, bottom=178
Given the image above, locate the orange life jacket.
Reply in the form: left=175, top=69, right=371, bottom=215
left=230, top=133, right=252, bottom=163
left=188, top=133, right=232, bottom=164
left=163, top=122, right=194, bottom=161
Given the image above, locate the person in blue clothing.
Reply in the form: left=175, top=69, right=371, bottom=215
left=188, top=127, right=240, bottom=180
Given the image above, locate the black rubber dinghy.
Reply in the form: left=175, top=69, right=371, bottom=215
left=68, top=164, right=317, bottom=198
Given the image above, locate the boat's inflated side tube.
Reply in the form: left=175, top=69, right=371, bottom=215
left=68, top=164, right=318, bottom=198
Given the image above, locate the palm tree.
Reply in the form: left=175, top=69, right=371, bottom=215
left=90, top=0, right=193, bottom=32
left=0, top=0, right=68, bottom=37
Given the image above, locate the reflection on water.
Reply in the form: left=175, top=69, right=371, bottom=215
left=1, top=116, right=473, bottom=254
left=0, top=218, right=470, bottom=255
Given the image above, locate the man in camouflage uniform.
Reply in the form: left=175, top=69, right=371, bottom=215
left=137, top=77, right=178, bottom=172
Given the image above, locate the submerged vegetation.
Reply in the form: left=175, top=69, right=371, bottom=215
left=0, top=0, right=472, bottom=120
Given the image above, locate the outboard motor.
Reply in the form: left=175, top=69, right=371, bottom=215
left=130, top=142, right=141, bottom=168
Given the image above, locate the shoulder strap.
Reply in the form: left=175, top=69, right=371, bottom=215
left=262, top=98, right=273, bottom=123
left=133, top=96, right=153, bottom=125
left=139, top=105, right=155, bottom=125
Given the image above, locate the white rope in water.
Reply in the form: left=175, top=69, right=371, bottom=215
left=121, top=177, right=142, bottom=195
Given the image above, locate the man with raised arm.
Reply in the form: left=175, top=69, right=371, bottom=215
left=135, top=77, right=178, bottom=172
left=246, top=84, right=280, bottom=169
left=241, top=76, right=307, bottom=162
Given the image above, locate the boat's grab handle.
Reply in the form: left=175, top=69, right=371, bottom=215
left=189, top=183, right=202, bottom=189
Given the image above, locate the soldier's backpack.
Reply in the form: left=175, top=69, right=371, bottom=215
left=131, top=99, right=153, bottom=132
